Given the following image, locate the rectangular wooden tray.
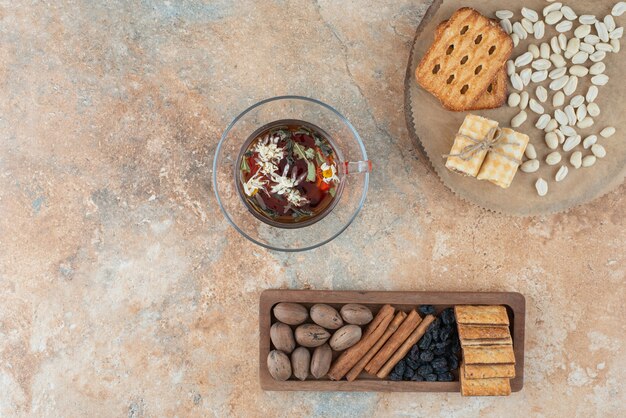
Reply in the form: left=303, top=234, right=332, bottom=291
left=259, top=290, right=525, bottom=392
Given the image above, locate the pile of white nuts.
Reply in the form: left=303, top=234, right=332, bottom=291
left=497, top=2, right=624, bottom=196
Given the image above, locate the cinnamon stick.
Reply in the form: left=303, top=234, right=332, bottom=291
left=376, top=314, right=436, bottom=378
left=364, top=310, right=421, bottom=375
left=327, top=304, right=395, bottom=381
left=361, top=304, right=392, bottom=338
left=345, top=311, right=407, bottom=381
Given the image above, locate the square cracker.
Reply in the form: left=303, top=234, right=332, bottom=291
left=445, top=114, right=499, bottom=177
left=460, top=363, right=512, bottom=396
left=415, top=8, right=513, bottom=111
left=435, top=20, right=507, bottom=110
left=464, top=363, right=516, bottom=379
left=455, top=305, right=510, bottom=325
left=463, top=345, right=516, bottom=365
left=458, top=324, right=511, bottom=340
left=477, top=128, right=529, bottom=188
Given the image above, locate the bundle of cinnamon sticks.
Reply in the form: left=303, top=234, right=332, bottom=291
left=327, top=304, right=435, bottom=381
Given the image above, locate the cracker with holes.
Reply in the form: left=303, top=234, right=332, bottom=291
left=415, top=8, right=513, bottom=111
left=435, top=20, right=508, bottom=111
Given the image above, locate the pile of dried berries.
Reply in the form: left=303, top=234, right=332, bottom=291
left=389, top=306, right=461, bottom=382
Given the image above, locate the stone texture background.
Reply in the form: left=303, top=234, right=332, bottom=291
left=0, top=0, right=624, bottom=417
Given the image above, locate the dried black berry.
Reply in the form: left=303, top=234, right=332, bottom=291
left=428, top=318, right=441, bottom=332
left=393, top=359, right=406, bottom=377
left=418, top=305, right=436, bottom=315
left=448, top=354, right=459, bottom=370
left=396, top=306, right=463, bottom=383
left=440, top=326, right=453, bottom=342
left=429, top=318, right=441, bottom=330
left=432, top=357, right=448, bottom=370
left=437, top=372, right=454, bottom=382
left=405, top=357, right=420, bottom=370
left=418, top=332, right=432, bottom=350
left=441, top=308, right=455, bottom=325
left=417, top=364, right=433, bottom=377
left=425, top=373, right=438, bottom=382
left=433, top=346, right=446, bottom=356
left=433, top=361, right=449, bottom=372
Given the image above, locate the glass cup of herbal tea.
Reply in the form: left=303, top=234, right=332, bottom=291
left=213, top=96, right=371, bottom=251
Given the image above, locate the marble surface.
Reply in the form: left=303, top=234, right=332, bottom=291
left=0, top=1, right=624, bottom=416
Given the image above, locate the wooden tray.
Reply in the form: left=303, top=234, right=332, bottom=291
left=404, top=0, right=626, bottom=215
left=259, top=290, right=525, bottom=392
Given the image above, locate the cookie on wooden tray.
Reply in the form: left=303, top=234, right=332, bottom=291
left=460, top=363, right=512, bottom=396
left=463, top=345, right=516, bottom=365
left=458, top=324, right=511, bottom=340
left=454, top=305, right=510, bottom=326
left=415, top=8, right=513, bottom=111
left=434, top=20, right=508, bottom=111
left=464, top=363, right=516, bottom=379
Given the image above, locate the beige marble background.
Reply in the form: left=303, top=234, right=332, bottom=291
left=0, top=0, right=624, bottom=417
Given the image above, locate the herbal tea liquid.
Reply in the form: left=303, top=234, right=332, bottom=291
left=237, top=120, right=343, bottom=227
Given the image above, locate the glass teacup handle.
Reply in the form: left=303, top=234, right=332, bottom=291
left=342, top=160, right=372, bottom=175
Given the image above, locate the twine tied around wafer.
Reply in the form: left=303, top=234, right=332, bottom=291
left=444, top=127, right=521, bottom=165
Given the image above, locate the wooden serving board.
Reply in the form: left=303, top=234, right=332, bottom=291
left=405, top=0, right=626, bottom=215
left=259, top=290, right=525, bottom=392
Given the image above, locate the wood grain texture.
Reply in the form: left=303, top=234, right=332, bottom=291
left=259, top=290, right=525, bottom=392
